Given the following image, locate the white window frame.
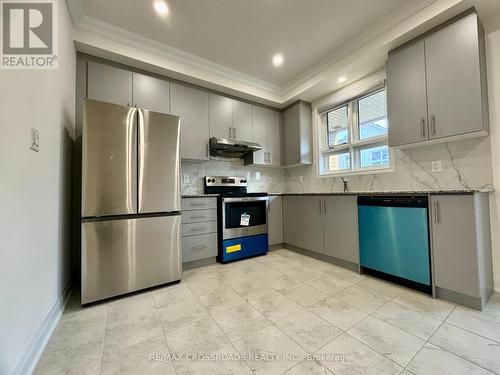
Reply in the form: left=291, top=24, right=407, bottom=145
left=318, top=87, right=394, bottom=177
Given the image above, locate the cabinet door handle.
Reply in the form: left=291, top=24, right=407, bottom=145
left=421, top=118, right=426, bottom=138
left=233, top=127, right=236, bottom=139
left=297, top=147, right=300, bottom=163
left=434, top=201, right=440, bottom=223
left=318, top=199, right=322, bottom=214
left=191, top=244, right=208, bottom=251
left=228, top=127, right=232, bottom=138
left=431, top=115, right=436, bottom=135
left=268, top=152, right=271, bottom=164
left=190, top=202, right=207, bottom=207
left=323, top=199, right=326, bottom=214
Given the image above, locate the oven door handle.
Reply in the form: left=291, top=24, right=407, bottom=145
left=222, top=196, right=268, bottom=203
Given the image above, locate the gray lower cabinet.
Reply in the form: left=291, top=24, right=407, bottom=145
left=182, top=233, right=218, bottom=263
left=283, top=196, right=323, bottom=253
left=170, top=83, right=210, bottom=161
left=181, top=198, right=218, bottom=264
left=282, top=101, right=312, bottom=166
left=87, top=61, right=132, bottom=107
left=323, top=196, right=359, bottom=264
left=430, top=194, right=493, bottom=309
left=132, top=73, right=170, bottom=114
left=268, top=196, right=283, bottom=246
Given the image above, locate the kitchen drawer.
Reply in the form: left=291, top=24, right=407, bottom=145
left=181, top=198, right=217, bottom=211
left=182, top=221, right=217, bottom=237
left=182, top=233, right=217, bottom=262
left=181, top=209, right=217, bottom=224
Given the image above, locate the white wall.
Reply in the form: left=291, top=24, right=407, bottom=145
left=485, top=14, right=500, bottom=292
left=0, top=0, right=76, bottom=373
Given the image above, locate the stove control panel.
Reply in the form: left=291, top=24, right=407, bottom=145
left=205, top=176, right=247, bottom=187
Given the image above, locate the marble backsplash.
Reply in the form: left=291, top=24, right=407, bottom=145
left=181, top=137, right=493, bottom=195
left=181, top=159, right=285, bottom=195
left=285, top=136, right=494, bottom=193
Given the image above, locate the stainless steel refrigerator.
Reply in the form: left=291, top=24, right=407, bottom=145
left=81, top=99, right=181, bottom=304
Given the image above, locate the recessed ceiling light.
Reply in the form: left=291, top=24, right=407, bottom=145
left=272, top=53, right=284, bottom=67
left=153, top=1, right=169, bottom=16
left=337, top=76, right=347, bottom=83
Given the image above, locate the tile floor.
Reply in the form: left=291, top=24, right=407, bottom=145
left=35, top=249, right=500, bottom=375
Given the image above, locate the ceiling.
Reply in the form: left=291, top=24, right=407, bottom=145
left=68, top=0, right=500, bottom=106
left=80, top=0, right=425, bottom=87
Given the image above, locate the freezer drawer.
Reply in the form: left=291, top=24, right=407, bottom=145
left=82, top=215, right=181, bottom=304
left=182, top=233, right=217, bottom=262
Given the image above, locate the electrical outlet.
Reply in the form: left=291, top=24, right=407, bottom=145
left=255, top=171, right=261, bottom=181
left=183, top=174, right=190, bottom=184
left=299, top=175, right=304, bottom=183
left=268, top=176, right=272, bottom=184
left=29, top=126, right=39, bottom=152
left=431, top=160, right=442, bottom=172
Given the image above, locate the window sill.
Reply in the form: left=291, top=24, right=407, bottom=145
left=317, top=167, right=395, bottom=179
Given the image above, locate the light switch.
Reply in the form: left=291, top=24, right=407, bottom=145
left=29, top=126, right=39, bottom=152
left=255, top=171, right=261, bottom=181
left=431, top=160, right=442, bottom=172
left=183, top=174, right=190, bottom=184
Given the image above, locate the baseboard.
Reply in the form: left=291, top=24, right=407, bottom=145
left=13, top=283, right=73, bottom=375
left=269, top=243, right=285, bottom=251
left=282, top=244, right=359, bottom=273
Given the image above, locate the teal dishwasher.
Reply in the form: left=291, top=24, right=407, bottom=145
left=358, top=195, right=432, bottom=294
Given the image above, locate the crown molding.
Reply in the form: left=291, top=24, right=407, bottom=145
left=65, top=0, right=464, bottom=106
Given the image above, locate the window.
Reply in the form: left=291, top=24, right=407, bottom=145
left=320, top=88, right=391, bottom=175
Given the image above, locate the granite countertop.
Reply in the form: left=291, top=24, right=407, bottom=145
left=181, top=194, right=220, bottom=198
left=268, top=190, right=491, bottom=196
left=182, top=189, right=493, bottom=198
left=182, top=189, right=491, bottom=198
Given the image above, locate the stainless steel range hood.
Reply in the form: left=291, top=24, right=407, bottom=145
left=209, top=137, right=262, bottom=159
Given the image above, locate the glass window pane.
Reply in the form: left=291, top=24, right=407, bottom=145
left=359, top=145, right=389, bottom=168
left=328, top=152, right=351, bottom=171
left=358, top=90, right=387, bottom=140
left=327, top=106, right=348, bottom=147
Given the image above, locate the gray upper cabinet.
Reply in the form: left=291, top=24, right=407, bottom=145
left=268, top=196, right=283, bottom=246
left=132, top=73, right=170, bottom=114
left=323, top=196, right=359, bottom=265
left=87, top=61, right=132, bottom=107
left=170, top=83, right=210, bottom=161
left=247, top=106, right=281, bottom=166
left=283, top=196, right=323, bottom=253
left=209, top=94, right=254, bottom=141
left=431, top=194, right=493, bottom=309
left=209, top=94, right=233, bottom=139
left=232, top=100, right=253, bottom=141
left=282, top=101, right=312, bottom=167
left=387, top=41, right=428, bottom=147
left=387, top=12, right=488, bottom=148
left=425, top=14, right=486, bottom=139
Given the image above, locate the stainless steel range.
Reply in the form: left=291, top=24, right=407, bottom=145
left=204, top=176, right=268, bottom=263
